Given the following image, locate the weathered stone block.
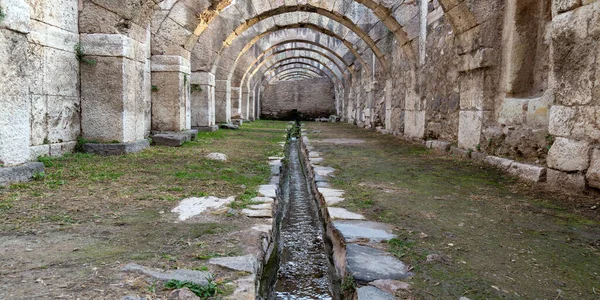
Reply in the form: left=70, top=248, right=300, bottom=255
left=404, top=110, right=425, bottom=138
left=152, top=134, right=188, bottom=147
left=0, top=0, right=31, bottom=33
left=458, top=110, right=483, bottom=150
left=193, top=125, right=219, bottom=132
left=548, top=105, right=576, bottom=137
left=553, top=0, right=582, bottom=14
left=507, top=162, right=547, bottom=183
left=450, top=147, right=471, bottom=159
left=0, top=162, right=44, bottom=186
left=49, top=141, right=77, bottom=157
left=458, top=48, right=495, bottom=72
left=83, top=140, right=150, bottom=156
left=547, top=169, right=586, bottom=191
left=547, top=137, right=590, bottom=171
left=585, top=148, right=600, bottom=188
left=484, top=156, right=514, bottom=171
left=498, top=98, right=528, bottom=125
left=552, top=5, right=596, bottom=106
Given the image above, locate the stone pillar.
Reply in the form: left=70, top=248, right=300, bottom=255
left=242, top=88, right=250, bottom=120
left=151, top=55, right=191, bottom=132
left=215, top=80, right=231, bottom=123
left=404, top=85, right=426, bottom=138
left=249, top=87, right=256, bottom=121
left=190, top=72, right=216, bottom=130
left=231, top=87, right=241, bottom=117
left=0, top=0, right=31, bottom=166
left=80, top=33, right=147, bottom=143
left=385, top=79, right=393, bottom=130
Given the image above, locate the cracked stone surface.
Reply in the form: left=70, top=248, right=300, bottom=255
left=346, top=244, right=410, bottom=283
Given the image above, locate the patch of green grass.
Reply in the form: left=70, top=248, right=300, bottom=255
left=0, top=193, right=19, bottom=213
left=164, top=278, right=220, bottom=299
left=387, top=238, right=415, bottom=259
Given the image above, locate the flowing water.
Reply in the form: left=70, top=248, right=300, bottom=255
left=274, top=139, right=332, bottom=299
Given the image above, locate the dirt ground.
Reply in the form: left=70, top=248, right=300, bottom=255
left=306, top=122, right=599, bottom=300
left=0, top=120, right=288, bottom=299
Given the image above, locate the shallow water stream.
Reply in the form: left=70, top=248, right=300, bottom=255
left=273, top=139, right=332, bottom=299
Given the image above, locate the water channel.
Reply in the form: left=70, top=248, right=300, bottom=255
left=273, top=138, right=332, bottom=299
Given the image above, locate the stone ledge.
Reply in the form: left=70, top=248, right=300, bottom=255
left=151, top=130, right=198, bottom=147
left=0, top=162, right=45, bottom=186
left=83, top=140, right=150, bottom=156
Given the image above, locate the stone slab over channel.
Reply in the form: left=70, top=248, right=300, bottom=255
left=0, top=162, right=45, bottom=186
left=346, top=244, right=410, bottom=284
left=333, top=220, right=396, bottom=243
left=83, top=140, right=150, bottom=156
left=121, top=263, right=211, bottom=285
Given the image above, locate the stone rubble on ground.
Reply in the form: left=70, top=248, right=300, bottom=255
left=171, top=196, right=235, bottom=221
left=206, top=152, right=227, bottom=161
left=121, top=263, right=211, bottom=285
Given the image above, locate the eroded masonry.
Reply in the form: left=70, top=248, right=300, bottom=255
left=1, top=1, right=600, bottom=188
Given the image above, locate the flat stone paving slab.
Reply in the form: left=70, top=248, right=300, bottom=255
left=248, top=203, right=272, bottom=210
left=314, top=166, right=335, bottom=176
left=346, top=244, right=410, bottom=283
left=325, top=196, right=344, bottom=206
left=209, top=254, right=257, bottom=273
left=318, top=188, right=344, bottom=197
left=122, top=263, right=211, bottom=285
left=328, top=207, right=365, bottom=220
left=83, top=139, right=149, bottom=156
left=251, top=196, right=274, bottom=203
left=241, top=209, right=272, bottom=218
left=0, top=162, right=44, bottom=186
left=333, top=220, right=396, bottom=242
left=356, top=286, right=396, bottom=300
left=258, top=185, right=277, bottom=198
left=171, top=196, right=234, bottom=221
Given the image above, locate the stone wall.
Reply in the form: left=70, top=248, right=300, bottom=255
left=261, top=78, right=335, bottom=120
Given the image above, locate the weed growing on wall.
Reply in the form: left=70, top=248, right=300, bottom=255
left=74, top=43, right=97, bottom=65
left=191, top=84, right=203, bottom=92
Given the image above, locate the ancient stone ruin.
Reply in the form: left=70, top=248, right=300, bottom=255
left=1, top=0, right=599, bottom=299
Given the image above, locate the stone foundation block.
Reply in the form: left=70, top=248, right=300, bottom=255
left=193, top=125, right=218, bottom=132
left=547, top=137, right=590, bottom=172
left=450, top=147, right=471, bottom=159
left=220, top=123, right=239, bottom=130
left=232, top=119, right=243, bottom=126
left=484, top=156, right=514, bottom=171
left=471, top=151, right=487, bottom=161
left=83, top=140, right=150, bottom=156
left=507, top=162, right=547, bottom=183
left=585, top=149, right=600, bottom=189
left=0, top=162, right=45, bottom=186
left=426, top=140, right=452, bottom=152
left=547, top=169, right=586, bottom=191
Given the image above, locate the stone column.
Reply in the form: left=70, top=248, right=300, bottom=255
left=151, top=55, right=191, bottom=132
left=215, top=80, right=231, bottom=123
left=0, top=0, right=31, bottom=166
left=249, top=87, right=256, bottom=121
left=190, top=72, right=217, bottom=131
left=231, top=87, right=241, bottom=117
left=385, top=79, right=393, bottom=130
left=80, top=33, right=147, bottom=143
left=242, top=88, right=250, bottom=120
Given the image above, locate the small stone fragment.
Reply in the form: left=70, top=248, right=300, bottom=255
left=206, top=153, right=227, bottom=161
